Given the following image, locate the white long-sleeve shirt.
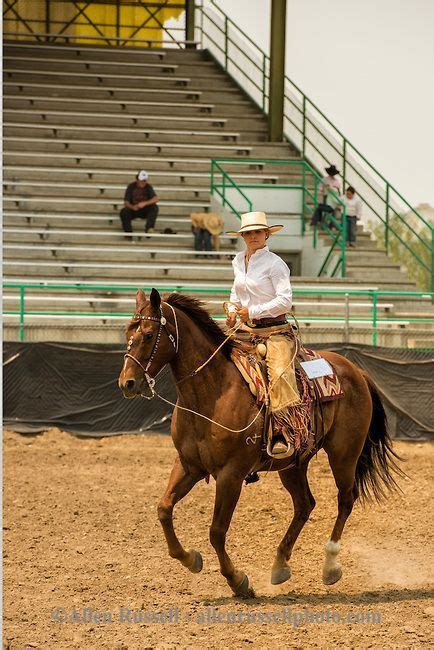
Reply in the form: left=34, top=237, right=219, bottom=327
left=341, top=194, right=363, bottom=219
left=229, top=246, right=292, bottom=319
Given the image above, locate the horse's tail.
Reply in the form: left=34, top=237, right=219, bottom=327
left=355, top=373, right=406, bottom=502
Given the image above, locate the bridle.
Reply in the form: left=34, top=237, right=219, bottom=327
left=122, top=301, right=264, bottom=433
left=123, top=301, right=179, bottom=399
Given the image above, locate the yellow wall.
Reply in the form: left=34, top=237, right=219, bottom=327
left=4, top=0, right=185, bottom=47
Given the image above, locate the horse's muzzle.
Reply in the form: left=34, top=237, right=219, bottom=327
left=119, top=376, right=143, bottom=399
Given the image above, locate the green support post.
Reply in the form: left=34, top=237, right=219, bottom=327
left=342, top=138, right=347, bottom=190
left=341, top=207, right=346, bottom=277
left=268, top=0, right=286, bottom=141
left=313, top=175, right=318, bottom=248
left=185, top=0, right=195, bottom=48
left=19, top=285, right=25, bottom=342
left=431, top=227, right=434, bottom=296
left=301, top=163, right=306, bottom=235
left=372, top=291, right=378, bottom=346
left=385, top=183, right=389, bottom=255
left=210, top=160, right=214, bottom=196
left=302, top=95, right=306, bottom=156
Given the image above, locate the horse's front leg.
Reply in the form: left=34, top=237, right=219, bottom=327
left=271, top=463, right=316, bottom=585
left=209, top=469, right=255, bottom=598
left=157, top=455, right=205, bottom=573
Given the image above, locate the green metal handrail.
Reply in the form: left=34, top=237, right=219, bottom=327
left=211, top=160, right=253, bottom=217
left=210, top=158, right=347, bottom=277
left=196, top=1, right=433, bottom=292
left=4, top=282, right=434, bottom=347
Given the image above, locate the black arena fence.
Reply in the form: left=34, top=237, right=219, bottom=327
left=3, top=342, right=433, bottom=440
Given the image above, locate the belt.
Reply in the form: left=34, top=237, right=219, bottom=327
left=251, top=314, right=288, bottom=328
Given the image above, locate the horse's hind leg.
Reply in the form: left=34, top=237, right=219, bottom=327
left=209, top=469, right=255, bottom=598
left=271, top=463, right=315, bottom=585
left=321, top=444, right=360, bottom=585
left=157, top=455, right=205, bottom=574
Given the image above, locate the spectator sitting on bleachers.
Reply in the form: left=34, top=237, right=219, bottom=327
left=120, top=170, right=159, bottom=236
left=191, top=212, right=224, bottom=256
left=310, top=164, right=341, bottom=227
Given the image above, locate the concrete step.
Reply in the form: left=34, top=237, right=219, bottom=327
left=3, top=95, right=266, bottom=119
left=4, top=77, right=247, bottom=104
left=4, top=243, right=235, bottom=263
left=4, top=151, right=300, bottom=173
left=4, top=123, right=266, bottom=145
left=345, top=251, right=401, bottom=266
left=4, top=135, right=259, bottom=157
left=3, top=108, right=268, bottom=133
left=4, top=78, right=251, bottom=104
left=4, top=66, right=240, bottom=91
left=2, top=226, right=237, bottom=248
left=4, top=197, right=209, bottom=214
left=3, top=259, right=236, bottom=282
left=4, top=56, right=228, bottom=73
left=4, top=97, right=268, bottom=126
left=4, top=42, right=207, bottom=63
left=5, top=135, right=295, bottom=158
left=3, top=181, right=211, bottom=201
left=3, top=165, right=281, bottom=186
left=3, top=213, right=198, bottom=232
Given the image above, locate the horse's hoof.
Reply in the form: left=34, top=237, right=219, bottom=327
left=233, top=573, right=255, bottom=599
left=323, top=566, right=342, bottom=585
left=271, top=565, right=292, bottom=585
left=186, top=549, right=203, bottom=574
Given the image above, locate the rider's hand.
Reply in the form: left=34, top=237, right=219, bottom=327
left=236, top=306, right=250, bottom=323
left=226, top=313, right=237, bottom=328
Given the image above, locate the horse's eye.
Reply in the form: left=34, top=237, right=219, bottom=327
left=145, top=332, right=153, bottom=340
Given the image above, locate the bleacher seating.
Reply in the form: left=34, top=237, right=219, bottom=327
left=3, top=41, right=433, bottom=345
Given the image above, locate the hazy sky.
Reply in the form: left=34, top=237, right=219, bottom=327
left=214, top=0, right=434, bottom=207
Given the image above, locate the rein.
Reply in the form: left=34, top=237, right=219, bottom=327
left=123, top=303, right=263, bottom=433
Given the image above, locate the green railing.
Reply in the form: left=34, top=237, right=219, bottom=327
left=211, top=158, right=347, bottom=277
left=196, top=0, right=433, bottom=292
left=4, top=282, right=434, bottom=348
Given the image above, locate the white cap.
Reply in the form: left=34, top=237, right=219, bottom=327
left=137, top=170, right=149, bottom=181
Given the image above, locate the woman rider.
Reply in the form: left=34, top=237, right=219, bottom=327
left=226, top=211, right=294, bottom=457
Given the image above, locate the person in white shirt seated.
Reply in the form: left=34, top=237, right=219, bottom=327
left=225, top=211, right=293, bottom=457
left=341, top=186, right=363, bottom=247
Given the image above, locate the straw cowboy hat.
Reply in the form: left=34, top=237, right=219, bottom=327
left=226, top=211, right=283, bottom=236
left=203, top=212, right=224, bottom=236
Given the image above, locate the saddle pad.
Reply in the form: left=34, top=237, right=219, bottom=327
left=231, top=349, right=268, bottom=404
left=302, top=348, right=344, bottom=402
left=232, top=347, right=344, bottom=405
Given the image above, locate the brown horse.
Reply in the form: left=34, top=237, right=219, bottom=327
left=119, top=288, right=404, bottom=598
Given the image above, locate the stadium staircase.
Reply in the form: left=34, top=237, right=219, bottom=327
left=3, top=41, right=433, bottom=346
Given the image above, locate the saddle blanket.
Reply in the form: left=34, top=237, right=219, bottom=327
left=302, top=348, right=344, bottom=402
left=231, top=346, right=343, bottom=405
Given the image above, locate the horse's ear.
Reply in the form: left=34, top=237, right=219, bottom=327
left=150, top=288, right=161, bottom=312
left=135, top=288, right=146, bottom=306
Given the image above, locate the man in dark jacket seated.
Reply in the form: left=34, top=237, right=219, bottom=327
left=120, top=170, right=159, bottom=235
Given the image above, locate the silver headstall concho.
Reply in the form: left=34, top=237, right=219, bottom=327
left=123, top=302, right=179, bottom=400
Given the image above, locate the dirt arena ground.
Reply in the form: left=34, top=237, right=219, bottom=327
left=3, top=428, right=434, bottom=649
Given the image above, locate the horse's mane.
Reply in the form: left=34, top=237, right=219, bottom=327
left=164, top=293, right=235, bottom=359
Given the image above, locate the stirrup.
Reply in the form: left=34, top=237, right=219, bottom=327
left=266, top=438, right=295, bottom=459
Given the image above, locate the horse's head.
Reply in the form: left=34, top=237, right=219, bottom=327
left=118, top=288, right=178, bottom=399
